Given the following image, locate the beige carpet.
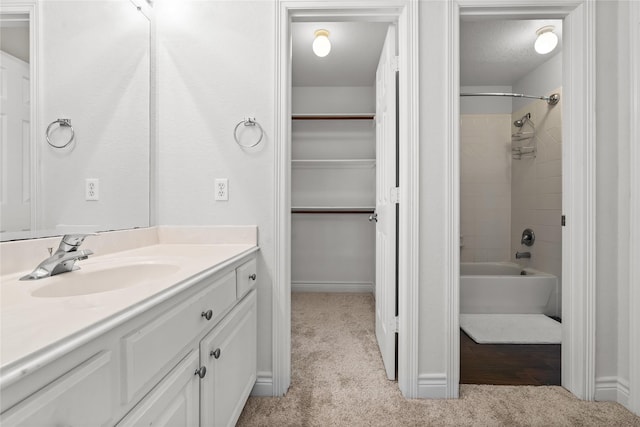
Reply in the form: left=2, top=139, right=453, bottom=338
left=237, top=293, right=640, bottom=426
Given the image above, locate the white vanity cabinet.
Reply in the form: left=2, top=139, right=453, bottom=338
left=0, top=252, right=258, bottom=427
left=118, top=289, right=257, bottom=427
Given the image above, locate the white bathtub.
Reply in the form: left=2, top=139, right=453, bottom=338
left=460, top=262, right=558, bottom=316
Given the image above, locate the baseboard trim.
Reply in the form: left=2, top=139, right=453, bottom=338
left=291, top=281, right=374, bottom=293
left=595, top=376, right=630, bottom=407
left=418, top=374, right=448, bottom=399
left=251, top=371, right=274, bottom=396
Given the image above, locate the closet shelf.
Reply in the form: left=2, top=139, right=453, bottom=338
left=292, top=206, right=375, bottom=214
left=292, top=159, right=375, bottom=169
left=292, top=113, right=375, bottom=120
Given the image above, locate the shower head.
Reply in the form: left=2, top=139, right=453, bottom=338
left=513, top=113, right=531, bottom=128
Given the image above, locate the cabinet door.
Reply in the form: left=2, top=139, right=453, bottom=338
left=0, top=351, right=114, bottom=427
left=117, top=350, right=200, bottom=427
left=200, top=290, right=257, bottom=427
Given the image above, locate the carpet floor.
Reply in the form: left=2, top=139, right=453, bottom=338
left=237, top=292, right=640, bottom=427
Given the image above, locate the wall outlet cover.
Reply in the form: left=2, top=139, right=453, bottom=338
left=215, top=178, right=228, bottom=201
left=85, top=178, right=99, bottom=201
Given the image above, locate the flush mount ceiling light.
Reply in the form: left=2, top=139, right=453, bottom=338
left=534, top=25, right=558, bottom=54
left=312, top=29, right=331, bottom=57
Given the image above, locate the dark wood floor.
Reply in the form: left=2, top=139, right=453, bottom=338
left=460, top=330, right=561, bottom=386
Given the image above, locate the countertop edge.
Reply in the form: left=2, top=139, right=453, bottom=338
left=0, top=246, right=259, bottom=389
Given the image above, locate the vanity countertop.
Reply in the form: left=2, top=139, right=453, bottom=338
left=0, top=242, right=258, bottom=386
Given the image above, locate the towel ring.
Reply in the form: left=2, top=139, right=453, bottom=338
left=46, top=119, right=75, bottom=149
left=233, top=117, right=264, bottom=148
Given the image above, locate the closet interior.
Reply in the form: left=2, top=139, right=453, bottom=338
left=290, top=22, right=389, bottom=294
left=291, top=89, right=376, bottom=293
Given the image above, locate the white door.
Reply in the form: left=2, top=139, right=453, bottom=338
left=0, top=51, right=31, bottom=233
left=374, top=25, right=397, bottom=381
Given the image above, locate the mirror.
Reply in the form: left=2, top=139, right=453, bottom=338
left=0, top=0, right=151, bottom=242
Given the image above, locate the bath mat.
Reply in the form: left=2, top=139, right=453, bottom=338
left=460, top=314, right=561, bottom=344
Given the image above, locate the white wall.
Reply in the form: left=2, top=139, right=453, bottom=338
left=39, top=1, right=149, bottom=232
left=593, top=0, right=624, bottom=403
left=418, top=0, right=449, bottom=382
left=155, top=0, right=275, bottom=387
left=615, top=0, right=631, bottom=405
left=512, top=53, right=562, bottom=112
left=292, top=86, right=375, bottom=114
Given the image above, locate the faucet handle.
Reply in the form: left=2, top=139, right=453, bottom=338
left=59, top=233, right=97, bottom=251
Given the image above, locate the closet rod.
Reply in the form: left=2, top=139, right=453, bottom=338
left=292, top=208, right=375, bottom=214
left=292, top=114, right=375, bottom=120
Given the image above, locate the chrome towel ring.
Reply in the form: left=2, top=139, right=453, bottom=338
left=46, top=119, right=75, bottom=149
left=233, top=117, right=264, bottom=148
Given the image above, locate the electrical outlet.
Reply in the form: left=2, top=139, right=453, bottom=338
left=85, top=178, right=99, bottom=201
left=215, top=178, right=228, bottom=201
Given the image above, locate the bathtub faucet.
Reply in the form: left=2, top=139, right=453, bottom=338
left=515, top=251, right=531, bottom=259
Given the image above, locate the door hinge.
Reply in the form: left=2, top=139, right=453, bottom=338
left=561, top=215, right=566, bottom=226
left=394, top=316, right=399, bottom=333
left=391, top=187, right=400, bottom=204
left=391, top=56, right=400, bottom=72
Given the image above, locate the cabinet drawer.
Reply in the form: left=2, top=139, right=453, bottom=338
left=1, top=351, right=114, bottom=427
left=236, top=258, right=257, bottom=299
left=121, top=270, right=237, bottom=403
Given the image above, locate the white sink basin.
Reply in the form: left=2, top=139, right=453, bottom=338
left=31, top=262, right=181, bottom=298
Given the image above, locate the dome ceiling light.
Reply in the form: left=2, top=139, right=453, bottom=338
left=312, top=29, right=331, bottom=57
left=534, top=25, right=558, bottom=55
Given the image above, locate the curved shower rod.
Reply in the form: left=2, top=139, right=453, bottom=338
left=460, top=92, right=560, bottom=105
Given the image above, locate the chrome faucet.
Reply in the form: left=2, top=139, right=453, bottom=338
left=515, top=251, right=531, bottom=259
left=20, top=234, right=95, bottom=281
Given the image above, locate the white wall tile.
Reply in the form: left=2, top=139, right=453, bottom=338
left=460, top=114, right=511, bottom=262
left=511, top=87, right=563, bottom=316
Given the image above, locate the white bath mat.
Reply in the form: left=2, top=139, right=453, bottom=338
left=460, top=314, right=561, bottom=344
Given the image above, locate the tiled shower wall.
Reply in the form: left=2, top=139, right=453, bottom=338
left=511, top=88, right=563, bottom=313
left=460, top=115, right=512, bottom=262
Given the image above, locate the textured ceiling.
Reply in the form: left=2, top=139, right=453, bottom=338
left=292, top=22, right=389, bottom=87
left=291, top=19, right=562, bottom=88
left=460, top=19, right=563, bottom=86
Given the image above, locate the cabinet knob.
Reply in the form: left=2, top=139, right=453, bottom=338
left=210, top=348, right=221, bottom=359
left=249, top=273, right=257, bottom=281
left=194, top=366, right=207, bottom=379
left=201, top=309, right=213, bottom=321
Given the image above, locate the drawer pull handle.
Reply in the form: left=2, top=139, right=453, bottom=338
left=210, top=348, right=221, bottom=359
left=201, top=310, right=213, bottom=321
left=195, top=366, right=207, bottom=379
left=249, top=273, right=257, bottom=281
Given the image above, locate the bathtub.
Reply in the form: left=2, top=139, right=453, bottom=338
left=460, top=262, right=558, bottom=316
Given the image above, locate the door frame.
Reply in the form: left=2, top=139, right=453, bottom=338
left=273, top=0, right=420, bottom=397
left=629, top=0, right=640, bottom=415
left=449, top=0, right=596, bottom=399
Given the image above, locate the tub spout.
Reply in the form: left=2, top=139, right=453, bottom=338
left=515, top=251, right=531, bottom=259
